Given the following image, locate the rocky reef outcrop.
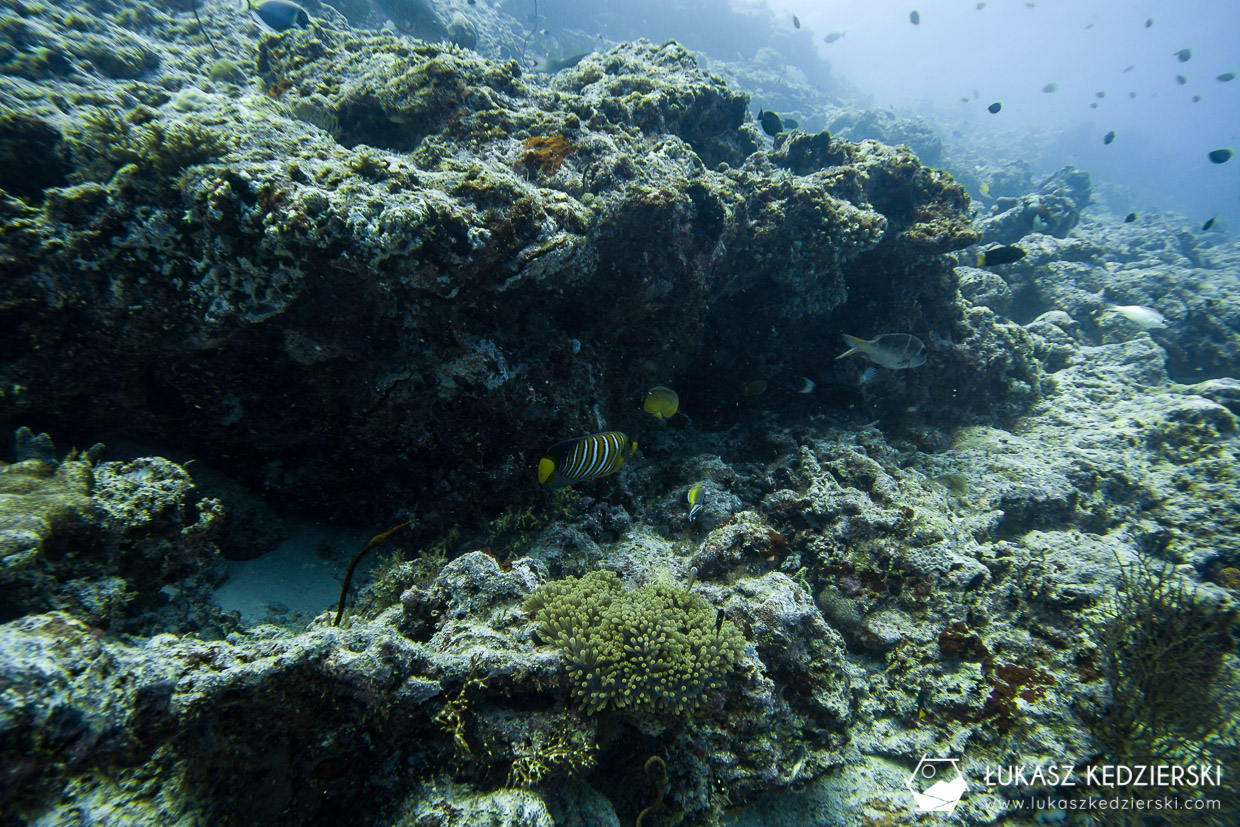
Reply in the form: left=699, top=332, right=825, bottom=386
left=0, top=545, right=855, bottom=825
left=0, top=428, right=227, bottom=632
left=1, top=3, right=1029, bottom=529
left=3, top=1, right=1239, bottom=826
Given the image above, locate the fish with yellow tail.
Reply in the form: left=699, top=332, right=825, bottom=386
left=643, top=386, right=679, bottom=421
left=686, top=483, right=706, bottom=521
left=538, top=431, right=637, bottom=487
left=976, top=245, right=1026, bottom=267
left=836, top=333, right=927, bottom=369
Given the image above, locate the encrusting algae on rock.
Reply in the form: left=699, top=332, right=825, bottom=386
left=519, top=134, right=575, bottom=175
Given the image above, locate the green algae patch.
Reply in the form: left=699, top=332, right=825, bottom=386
left=66, top=109, right=231, bottom=185
left=0, top=457, right=97, bottom=570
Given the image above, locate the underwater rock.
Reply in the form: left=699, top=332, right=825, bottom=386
left=370, top=0, right=448, bottom=41
left=446, top=13, right=478, bottom=51
left=550, top=40, right=754, bottom=168
left=1038, top=164, right=1093, bottom=211
left=826, top=110, right=944, bottom=167
left=1189, top=377, right=1240, bottom=416
left=972, top=203, right=1240, bottom=381
left=396, top=783, right=555, bottom=826
left=1, top=25, right=999, bottom=527
left=767, top=127, right=838, bottom=174
left=1024, top=309, right=1084, bottom=370
left=691, top=510, right=789, bottom=578
left=0, top=112, right=71, bottom=203
left=956, top=264, right=1013, bottom=314
left=427, top=550, right=541, bottom=621
left=0, top=456, right=97, bottom=583
left=978, top=190, right=1081, bottom=244
left=973, top=165, right=1092, bottom=245
left=0, top=609, right=438, bottom=823
left=0, top=430, right=225, bottom=631
left=0, top=527, right=857, bottom=825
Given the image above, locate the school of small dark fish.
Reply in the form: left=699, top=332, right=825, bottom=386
left=905, top=4, right=1236, bottom=211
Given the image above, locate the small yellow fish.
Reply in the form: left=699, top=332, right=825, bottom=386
left=643, top=386, right=679, bottom=420
left=979, top=181, right=990, bottom=197
left=687, top=483, right=706, bottom=520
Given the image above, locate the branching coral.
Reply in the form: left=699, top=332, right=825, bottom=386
left=435, top=673, right=489, bottom=758
left=524, top=570, right=745, bottom=716
left=1090, top=554, right=1240, bottom=820
left=504, top=716, right=597, bottom=788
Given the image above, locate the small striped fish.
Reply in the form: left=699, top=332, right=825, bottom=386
left=538, top=431, right=637, bottom=487
left=687, top=483, right=706, bottom=520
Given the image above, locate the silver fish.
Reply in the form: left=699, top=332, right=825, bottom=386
left=1108, top=305, right=1166, bottom=329
left=836, top=333, right=927, bottom=369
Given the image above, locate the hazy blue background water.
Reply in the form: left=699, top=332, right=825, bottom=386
left=537, top=0, right=1240, bottom=230
left=781, top=0, right=1240, bottom=228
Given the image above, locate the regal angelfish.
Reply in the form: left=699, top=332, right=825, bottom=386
left=538, top=432, right=637, bottom=487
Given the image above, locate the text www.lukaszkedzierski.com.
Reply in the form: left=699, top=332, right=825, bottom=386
left=1002, top=796, right=1221, bottom=813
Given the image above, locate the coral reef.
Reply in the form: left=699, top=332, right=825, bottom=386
left=0, top=429, right=226, bottom=632
left=524, top=570, right=745, bottom=716
left=1, top=1, right=1239, bottom=825
left=0, top=546, right=851, bottom=825
left=0, top=17, right=1006, bottom=529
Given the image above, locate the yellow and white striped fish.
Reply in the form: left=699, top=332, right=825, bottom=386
left=687, top=483, right=706, bottom=520
left=538, top=432, right=637, bottom=487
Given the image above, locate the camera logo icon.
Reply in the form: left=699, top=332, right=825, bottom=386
left=905, top=755, right=968, bottom=813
